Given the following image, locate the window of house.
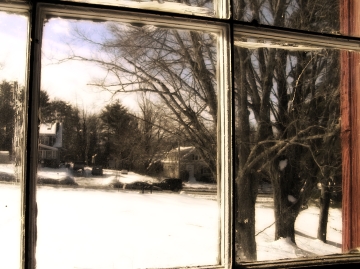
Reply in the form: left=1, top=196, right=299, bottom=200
left=1, top=0, right=360, bottom=269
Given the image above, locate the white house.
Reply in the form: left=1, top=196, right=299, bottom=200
left=162, top=146, right=214, bottom=182
left=38, top=122, right=63, bottom=167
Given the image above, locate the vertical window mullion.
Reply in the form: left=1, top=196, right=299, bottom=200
left=24, top=1, right=42, bottom=268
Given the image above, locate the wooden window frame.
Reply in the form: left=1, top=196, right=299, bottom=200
left=1, top=0, right=360, bottom=268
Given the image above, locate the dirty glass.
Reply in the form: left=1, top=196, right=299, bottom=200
left=234, top=36, right=343, bottom=262
left=232, top=0, right=360, bottom=38
left=60, top=0, right=217, bottom=18
left=0, top=11, right=28, bottom=269
left=37, top=16, right=219, bottom=268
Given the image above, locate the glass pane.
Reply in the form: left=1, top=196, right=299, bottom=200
left=61, top=0, right=217, bottom=18
left=37, top=17, right=219, bottom=268
left=234, top=36, right=343, bottom=262
left=0, top=11, right=28, bottom=269
left=233, top=0, right=360, bottom=38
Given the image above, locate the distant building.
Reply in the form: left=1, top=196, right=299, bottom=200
left=162, top=146, right=214, bottom=182
left=38, top=122, right=63, bottom=167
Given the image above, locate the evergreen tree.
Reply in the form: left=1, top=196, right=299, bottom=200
left=99, top=100, right=139, bottom=169
left=0, top=81, right=15, bottom=153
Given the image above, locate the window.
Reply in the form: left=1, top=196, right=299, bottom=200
left=0, top=5, right=28, bottom=269
left=37, top=12, right=223, bottom=269
left=1, top=0, right=360, bottom=269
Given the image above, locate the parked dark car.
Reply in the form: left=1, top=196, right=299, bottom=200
left=153, top=178, right=183, bottom=192
left=91, top=165, right=103, bottom=176
left=123, top=181, right=160, bottom=193
left=73, top=161, right=86, bottom=171
left=72, top=161, right=86, bottom=176
left=124, top=181, right=152, bottom=190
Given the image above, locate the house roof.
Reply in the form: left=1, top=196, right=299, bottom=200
left=162, top=146, right=197, bottom=163
left=167, top=146, right=195, bottom=156
left=39, top=122, right=63, bottom=148
left=39, top=123, right=57, bottom=135
left=39, top=144, right=58, bottom=151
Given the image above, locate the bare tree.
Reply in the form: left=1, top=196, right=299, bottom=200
left=68, top=23, right=218, bottom=179
left=233, top=0, right=341, bottom=261
left=61, top=1, right=341, bottom=261
left=132, top=93, right=172, bottom=173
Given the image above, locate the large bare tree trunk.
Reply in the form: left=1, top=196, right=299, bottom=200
left=234, top=47, right=258, bottom=261
left=317, top=184, right=331, bottom=242
left=234, top=46, right=276, bottom=261
left=271, top=155, right=301, bottom=243
left=235, top=173, right=258, bottom=261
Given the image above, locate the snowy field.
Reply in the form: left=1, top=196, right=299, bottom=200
left=0, top=164, right=342, bottom=268
left=36, top=186, right=219, bottom=269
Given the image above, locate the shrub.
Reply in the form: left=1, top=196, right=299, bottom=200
left=37, top=176, right=77, bottom=186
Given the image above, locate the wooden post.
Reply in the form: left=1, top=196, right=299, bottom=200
left=340, top=0, right=360, bottom=252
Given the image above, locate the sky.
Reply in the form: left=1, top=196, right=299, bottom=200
left=0, top=12, right=140, bottom=114
left=0, top=12, right=28, bottom=85
left=41, top=18, right=141, bottom=113
left=0, top=8, right=217, bottom=116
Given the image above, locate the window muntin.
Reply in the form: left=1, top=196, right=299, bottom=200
left=35, top=12, right=228, bottom=268
left=0, top=10, right=28, bottom=269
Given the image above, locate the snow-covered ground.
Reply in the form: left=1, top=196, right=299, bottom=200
left=37, top=165, right=218, bottom=192
left=36, top=186, right=219, bottom=269
left=0, top=183, right=21, bottom=269
left=255, top=196, right=341, bottom=260
left=0, top=164, right=342, bottom=268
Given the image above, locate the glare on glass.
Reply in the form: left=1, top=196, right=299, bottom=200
left=37, top=17, right=219, bottom=268
left=61, top=0, right=216, bottom=17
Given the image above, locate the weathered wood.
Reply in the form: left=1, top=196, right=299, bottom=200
left=340, top=0, right=360, bottom=252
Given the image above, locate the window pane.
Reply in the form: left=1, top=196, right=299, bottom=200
left=233, top=0, right=360, bottom=38
left=37, top=17, right=219, bottom=268
left=0, top=11, right=28, bottom=269
left=234, top=36, right=344, bottom=262
left=60, top=0, right=218, bottom=18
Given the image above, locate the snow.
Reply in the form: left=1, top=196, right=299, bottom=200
left=35, top=187, right=219, bottom=269
left=38, top=167, right=72, bottom=180
left=39, top=122, right=57, bottom=135
left=184, top=181, right=217, bottom=190
left=288, top=194, right=298, bottom=203
left=0, top=163, right=15, bottom=174
left=255, top=195, right=342, bottom=261
left=53, top=123, right=63, bottom=148
left=279, top=159, right=288, bottom=171
left=0, top=184, right=21, bottom=269
left=0, top=164, right=343, bottom=268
